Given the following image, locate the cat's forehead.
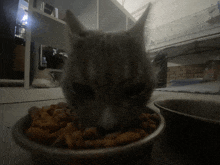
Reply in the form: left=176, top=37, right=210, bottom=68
left=83, top=30, right=136, bottom=45
left=72, top=31, right=143, bottom=64
left=73, top=30, right=141, bottom=57
left=68, top=29, right=149, bottom=85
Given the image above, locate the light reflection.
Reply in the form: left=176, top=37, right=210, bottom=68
left=21, top=14, right=28, bottom=25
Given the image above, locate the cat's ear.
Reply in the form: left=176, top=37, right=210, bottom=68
left=127, top=3, right=152, bottom=44
left=64, top=10, right=86, bottom=37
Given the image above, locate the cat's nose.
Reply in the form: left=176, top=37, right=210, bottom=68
left=98, top=106, right=117, bottom=131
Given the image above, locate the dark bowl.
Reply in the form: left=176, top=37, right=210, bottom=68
left=12, top=106, right=165, bottom=165
left=154, top=99, right=220, bottom=161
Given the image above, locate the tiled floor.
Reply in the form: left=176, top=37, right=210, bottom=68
left=1, top=124, right=32, bottom=165
left=1, top=99, right=66, bottom=128
left=1, top=98, right=66, bottom=165
left=0, top=87, right=64, bottom=104
left=1, top=87, right=220, bottom=165
left=156, top=81, right=220, bottom=94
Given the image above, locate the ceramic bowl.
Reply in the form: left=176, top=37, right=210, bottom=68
left=154, top=99, right=220, bottom=162
left=12, top=106, right=165, bottom=165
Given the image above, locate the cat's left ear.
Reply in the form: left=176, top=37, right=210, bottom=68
left=127, top=3, right=152, bottom=44
left=64, top=10, right=86, bottom=37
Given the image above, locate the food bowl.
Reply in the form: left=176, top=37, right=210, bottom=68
left=12, top=106, right=165, bottom=165
left=154, top=99, right=220, bottom=161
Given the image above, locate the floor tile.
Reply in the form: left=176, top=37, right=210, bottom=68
left=2, top=99, right=66, bottom=128
left=0, top=87, right=64, bottom=104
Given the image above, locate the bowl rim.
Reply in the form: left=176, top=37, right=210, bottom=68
left=12, top=106, right=165, bottom=159
left=154, top=99, right=220, bottom=125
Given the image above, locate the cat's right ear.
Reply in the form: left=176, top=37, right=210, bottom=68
left=127, top=3, right=152, bottom=46
left=64, top=10, right=86, bottom=37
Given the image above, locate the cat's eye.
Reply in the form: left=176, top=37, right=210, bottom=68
left=75, top=39, right=85, bottom=49
left=123, top=83, right=146, bottom=97
left=72, top=83, right=95, bottom=100
left=79, top=32, right=88, bottom=37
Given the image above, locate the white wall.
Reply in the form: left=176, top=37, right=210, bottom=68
left=117, top=0, right=219, bottom=28
left=99, top=0, right=126, bottom=32
left=145, top=0, right=220, bottom=46
left=145, top=0, right=220, bottom=67
left=77, top=0, right=97, bottom=30
left=54, top=0, right=98, bottom=30
left=168, top=51, right=220, bottom=67
left=148, top=0, right=219, bottom=29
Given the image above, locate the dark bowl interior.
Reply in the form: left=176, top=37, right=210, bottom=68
left=12, top=106, right=165, bottom=165
left=155, top=99, right=220, bottom=123
left=154, top=99, right=220, bottom=161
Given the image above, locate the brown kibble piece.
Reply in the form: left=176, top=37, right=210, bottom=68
left=26, top=127, right=55, bottom=144
left=141, top=121, right=149, bottom=129
left=149, top=113, right=160, bottom=125
left=26, top=103, right=160, bottom=149
left=28, top=106, right=41, bottom=119
left=66, top=131, right=84, bottom=149
left=51, top=123, right=76, bottom=139
left=150, top=113, right=160, bottom=120
left=31, top=115, right=60, bottom=132
left=63, top=123, right=79, bottom=133
left=41, top=106, right=51, bottom=112
left=83, top=127, right=99, bottom=140
left=43, top=106, right=56, bottom=116
left=51, top=133, right=67, bottom=148
left=133, top=129, right=147, bottom=137
left=104, top=132, right=121, bottom=140
left=40, top=111, right=51, bottom=119
left=65, top=134, right=75, bottom=149
left=139, top=113, right=151, bottom=121
left=103, top=139, right=117, bottom=148
left=53, top=109, right=68, bottom=121
left=65, top=111, right=78, bottom=122
left=50, top=104, right=59, bottom=109
left=84, top=139, right=104, bottom=149
left=65, top=108, right=72, bottom=115
left=57, top=102, right=68, bottom=109
left=148, top=119, right=156, bottom=125
left=53, top=108, right=65, bottom=116
left=141, top=121, right=157, bottom=134
left=47, top=109, right=55, bottom=116
left=69, top=112, right=80, bottom=126
left=53, top=109, right=76, bottom=127
left=149, top=124, right=157, bottom=133
left=115, top=131, right=142, bottom=145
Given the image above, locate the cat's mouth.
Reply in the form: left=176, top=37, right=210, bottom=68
left=67, top=80, right=152, bottom=131
left=69, top=102, right=142, bottom=132
left=97, top=106, right=118, bottom=130
left=97, top=116, right=142, bottom=136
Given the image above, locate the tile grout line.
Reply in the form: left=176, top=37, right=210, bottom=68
left=0, top=98, right=65, bottom=105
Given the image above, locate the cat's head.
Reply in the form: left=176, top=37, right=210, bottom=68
left=61, top=3, right=156, bottom=130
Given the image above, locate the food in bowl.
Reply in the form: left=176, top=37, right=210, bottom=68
left=25, top=102, right=160, bottom=149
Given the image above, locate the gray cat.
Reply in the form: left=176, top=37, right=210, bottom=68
left=61, top=3, right=156, bottom=131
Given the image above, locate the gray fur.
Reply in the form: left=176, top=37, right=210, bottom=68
left=61, top=3, right=156, bottom=129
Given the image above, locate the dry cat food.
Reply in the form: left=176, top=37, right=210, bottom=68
left=25, top=102, right=160, bottom=149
